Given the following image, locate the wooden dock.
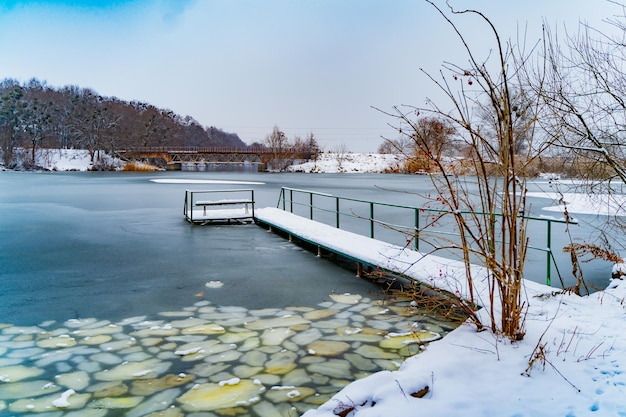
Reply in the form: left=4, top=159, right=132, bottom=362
left=253, top=207, right=479, bottom=298
left=183, top=188, right=570, bottom=311
left=182, top=189, right=471, bottom=294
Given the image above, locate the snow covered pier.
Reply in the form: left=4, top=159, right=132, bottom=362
left=184, top=189, right=255, bottom=225
left=254, top=207, right=475, bottom=295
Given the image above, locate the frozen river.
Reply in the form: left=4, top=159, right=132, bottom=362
left=0, top=171, right=613, bottom=416
left=1, top=171, right=443, bottom=325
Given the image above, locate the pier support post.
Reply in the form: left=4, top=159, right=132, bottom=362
left=317, top=246, right=322, bottom=257
left=357, top=262, right=363, bottom=278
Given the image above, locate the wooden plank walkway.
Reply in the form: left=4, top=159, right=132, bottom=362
left=254, top=207, right=485, bottom=299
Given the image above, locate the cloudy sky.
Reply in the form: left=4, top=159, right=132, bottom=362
left=0, top=0, right=612, bottom=152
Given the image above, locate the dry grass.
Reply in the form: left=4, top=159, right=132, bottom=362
left=122, top=162, right=160, bottom=171
left=390, top=281, right=473, bottom=325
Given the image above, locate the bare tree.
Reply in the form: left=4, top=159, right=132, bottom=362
left=334, top=143, right=350, bottom=172
left=532, top=2, right=626, bottom=278
left=540, top=9, right=626, bottom=186
left=380, top=2, right=551, bottom=341
left=264, top=125, right=289, bottom=171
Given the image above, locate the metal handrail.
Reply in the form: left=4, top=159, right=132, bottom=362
left=276, top=187, right=572, bottom=286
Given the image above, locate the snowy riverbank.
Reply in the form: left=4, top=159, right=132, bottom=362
left=287, top=153, right=403, bottom=173
left=0, top=148, right=403, bottom=173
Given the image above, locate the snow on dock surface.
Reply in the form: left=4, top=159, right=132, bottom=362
left=254, top=207, right=482, bottom=299
left=255, top=207, right=626, bottom=417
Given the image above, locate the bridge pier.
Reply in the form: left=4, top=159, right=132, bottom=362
left=177, top=161, right=262, bottom=172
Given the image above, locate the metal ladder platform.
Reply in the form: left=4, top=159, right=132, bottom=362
left=184, top=189, right=255, bottom=225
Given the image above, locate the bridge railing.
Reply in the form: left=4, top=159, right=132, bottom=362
left=116, top=146, right=307, bottom=155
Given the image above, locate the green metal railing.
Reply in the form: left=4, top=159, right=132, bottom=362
left=277, top=187, right=572, bottom=286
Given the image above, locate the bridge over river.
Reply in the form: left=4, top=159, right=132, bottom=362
left=115, top=146, right=313, bottom=171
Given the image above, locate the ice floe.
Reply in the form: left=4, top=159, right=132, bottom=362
left=0, top=292, right=453, bottom=416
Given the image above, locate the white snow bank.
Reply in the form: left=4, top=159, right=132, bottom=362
left=6, top=148, right=123, bottom=171
left=288, top=153, right=403, bottom=173
left=528, top=191, right=626, bottom=217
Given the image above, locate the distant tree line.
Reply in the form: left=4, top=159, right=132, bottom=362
left=0, top=78, right=249, bottom=168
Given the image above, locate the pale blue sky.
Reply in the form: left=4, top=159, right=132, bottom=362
left=0, top=0, right=612, bottom=151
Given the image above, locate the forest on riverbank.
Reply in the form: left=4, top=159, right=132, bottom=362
left=0, top=78, right=250, bottom=170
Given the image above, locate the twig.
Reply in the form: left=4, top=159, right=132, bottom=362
left=546, top=358, right=581, bottom=392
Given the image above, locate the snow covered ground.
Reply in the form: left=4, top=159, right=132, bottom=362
left=1, top=148, right=123, bottom=171
left=5, top=149, right=626, bottom=416
left=287, top=153, right=403, bottom=173
left=256, top=204, right=626, bottom=417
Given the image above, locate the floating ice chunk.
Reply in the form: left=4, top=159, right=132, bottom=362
left=306, top=359, right=351, bottom=379
left=306, top=341, right=350, bottom=357
left=36, top=335, right=77, bottom=349
left=178, top=380, right=265, bottom=412
left=0, top=365, right=44, bottom=382
left=244, top=315, right=310, bottom=330
left=0, top=380, right=59, bottom=400
left=89, top=396, right=143, bottom=409
left=174, top=347, right=203, bottom=356
left=54, top=371, right=90, bottom=391
left=205, top=281, right=224, bottom=288
left=8, top=391, right=90, bottom=412
left=329, top=293, right=362, bottom=304
left=380, top=331, right=441, bottom=349
left=80, top=335, right=113, bottom=345
left=182, top=324, right=225, bottom=335
left=131, top=374, right=195, bottom=396
left=265, top=351, right=298, bottom=375
left=261, top=328, right=295, bottom=346
left=94, top=359, right=169, bottom=381
left=291, top=328, right=323, bottom=346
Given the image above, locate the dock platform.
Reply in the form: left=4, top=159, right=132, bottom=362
left=254, top=207, right=479, bottom=299
left=184, top=189, right=255, bottom=225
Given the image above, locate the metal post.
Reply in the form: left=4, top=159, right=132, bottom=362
left=281, top=188, right=285, bottom=210
left=290, top=189, right=293, bottom=213
left=310, top=193, right=313, bottom=220
left=370, top=202, right=374, bottom=238
left=184, top=191, right=188, bottom=218
left=546, top=221, right=552, bottom=286
left=336, top=197, right=340, bottom=228
left=251, top=189, right=255, bottom=219
left=415, top=208, right=420, bottom=251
